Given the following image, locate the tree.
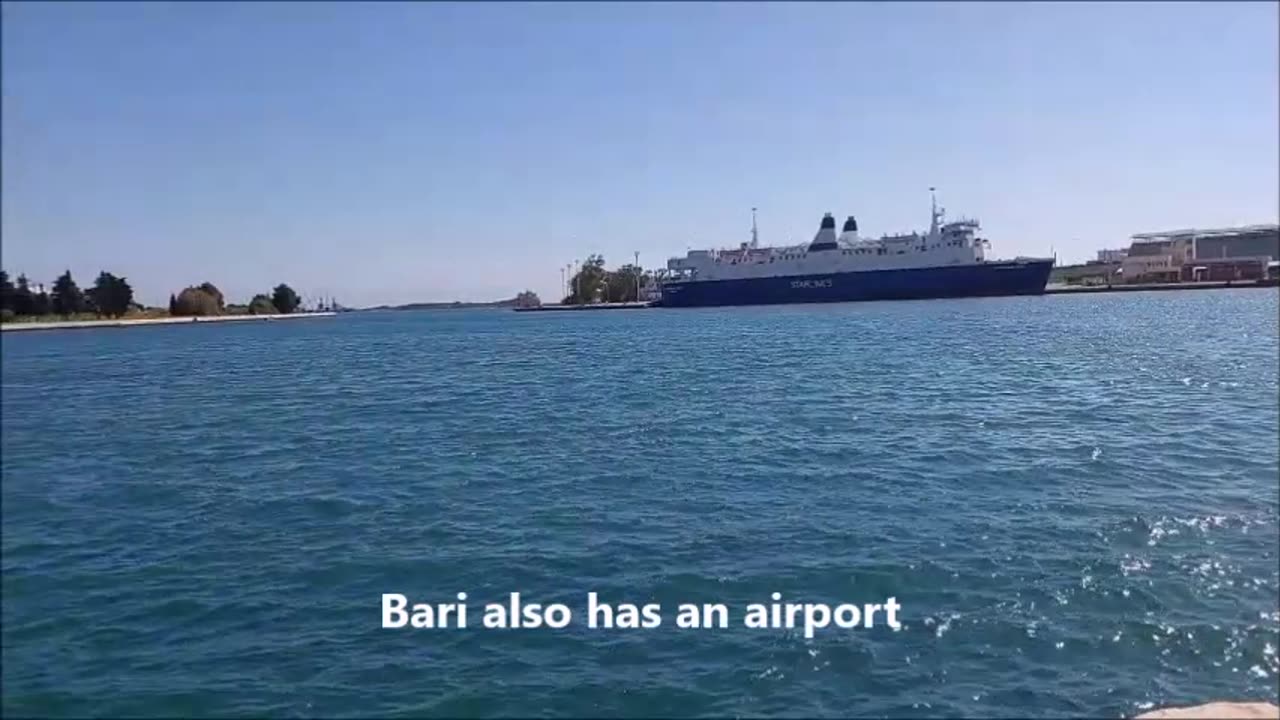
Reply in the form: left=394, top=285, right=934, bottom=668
left=31, top=290, right=51, bottom=316
left=0, top=270, right=13, bottom=314
left=12, top=274, right=34, bottom=316
left=605, top=264, right=645, bottom=303
left=514, top=290, right=541, bottom=308
left=16, top=275, right=50, bottom=316
left=198, top=282, right=225, bottom=312
left=248, top=294, right=276, bottom=315
left=172, top=286, right=221, bottom=316
left=168, top=294, right=178, bottom=315
left=565, top=254, right=608, bottom=304
left=91, top=272, right=134, bottom=318
left=51, top=270, right=84, bottom=317
left=271, top=284, right=300, bottom=314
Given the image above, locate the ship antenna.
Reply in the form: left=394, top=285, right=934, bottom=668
left=751, top=207, right=759, bottom=248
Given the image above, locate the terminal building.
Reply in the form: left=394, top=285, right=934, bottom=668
left=1120, top=224, right=1279, bottom=283
left=1096, top=248, right=1128, bottom=264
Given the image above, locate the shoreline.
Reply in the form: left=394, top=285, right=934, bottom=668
left=1, top=312, right=337, bottom=333
left=514, top=302, right=652, bottom=312
left=513, top=279, right=1278, bottom=312
left=1045, top=279, right=1278, bottom=295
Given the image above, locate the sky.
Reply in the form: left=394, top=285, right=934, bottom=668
left=2, top=1, right=1277, bottom=308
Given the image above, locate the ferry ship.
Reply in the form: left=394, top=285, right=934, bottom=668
left=658, top=191, right=1053, bottom=307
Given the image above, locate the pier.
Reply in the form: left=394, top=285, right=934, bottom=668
left=514, top=302, right=653, bottom=312
left=1046, top=278, right=1278, bottom=295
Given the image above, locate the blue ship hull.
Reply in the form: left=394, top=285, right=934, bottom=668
left=658, top=259, right=1054, bottom=307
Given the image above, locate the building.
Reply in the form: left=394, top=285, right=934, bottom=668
left=1121, top=224, right=1279, bottom=283
left=1096, top=248, right=1128, bottom=263
left=1049, top=262, right=1120, bottom=286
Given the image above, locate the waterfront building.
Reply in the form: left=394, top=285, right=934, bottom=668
left=1121, top=225, right=1279, bottom=283
left=1049, top=262, right=1120, bottom=286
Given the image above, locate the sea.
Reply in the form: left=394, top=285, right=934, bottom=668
left=2, top=289, right=1278, bottom=718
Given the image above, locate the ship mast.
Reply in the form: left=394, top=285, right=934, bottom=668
left=929, top=187, right=941, bottom=238
left=751, top=207, right=759, bottom=249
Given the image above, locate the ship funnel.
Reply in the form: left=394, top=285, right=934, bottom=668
left=810, top=213, right=839, bottom=251
left=838, top=215, right=860, bottom=244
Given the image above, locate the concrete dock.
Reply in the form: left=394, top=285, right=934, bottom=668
left=514, top=302, right=652, bottom=312
left=1046, top=278, right=1278, bottom=295
left=1, top=312, right=337, bottom=333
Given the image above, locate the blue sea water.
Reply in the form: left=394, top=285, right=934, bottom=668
left=2, top=289, right=1278, bottom=718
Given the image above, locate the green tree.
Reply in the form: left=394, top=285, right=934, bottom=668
left=271, top=284, right=301, bottom=314
left=605, top=264, right=645, bottom=303
left=172, top=286, right=221, bottom=316
left=248, top=293, right=276, bottom=315
left=91, top=272, right=134, bottom=318
left=82, top=289, right=100, bottom=315
left=31, top=293, right=50, bottom=316
left=514, top=290, right=541, bottom=308
left=0, top=270, right=13, bottom=315
left=565, top=254, right=608, bottom=304
left=168, top=294, right=178, bottom=315
left=30, top=285, right=51, bottom=316
left=12, top=274, right=34, bottom=316
left=51, top=270, right=84, bottom=317
left=198, top=282, right=225, bottom=312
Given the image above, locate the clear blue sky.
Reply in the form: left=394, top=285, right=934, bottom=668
left=3, top=1, right=1277, bottom=307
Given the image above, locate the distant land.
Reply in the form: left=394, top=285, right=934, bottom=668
left=361, top=296, right=527, bottom=311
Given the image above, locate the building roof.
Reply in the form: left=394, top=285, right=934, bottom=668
left=1131, top=224, right=1279, bottom=241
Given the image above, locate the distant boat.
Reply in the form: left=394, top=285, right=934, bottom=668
left=658, top=191, right=1053, bottom=307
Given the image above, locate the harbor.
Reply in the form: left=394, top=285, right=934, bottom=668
left=539, top=206, right=1278, bottom=311
left=513, top=278, right=1278, bottom=311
